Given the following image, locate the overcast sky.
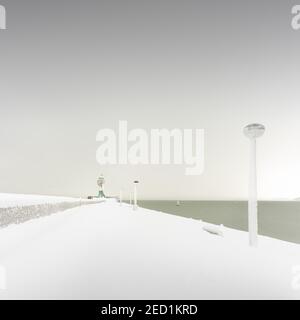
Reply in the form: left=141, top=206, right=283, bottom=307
left=0, top=0, right=300, bottom=200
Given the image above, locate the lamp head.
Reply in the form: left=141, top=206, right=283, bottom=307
left=243, top=123, right=265, bottom=139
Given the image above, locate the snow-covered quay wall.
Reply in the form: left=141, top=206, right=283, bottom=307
left=0, top=194, right=102, bottom=227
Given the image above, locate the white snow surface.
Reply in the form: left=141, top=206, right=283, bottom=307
left=0, top=199, right=300, bottom=300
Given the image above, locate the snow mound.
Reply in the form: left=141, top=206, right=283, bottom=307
left=0, top=193, right=102, bottom=227
left=0, top=193, right=80, bottom=208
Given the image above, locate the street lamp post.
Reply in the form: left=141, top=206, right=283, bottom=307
left=133, top=181, right=139, bottom=210
left=243, top=123, right=265, bottom=247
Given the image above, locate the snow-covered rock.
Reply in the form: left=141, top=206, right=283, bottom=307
left=0, top=193, right=79, bottom=208
left=0, top=193, right=102, bottom=227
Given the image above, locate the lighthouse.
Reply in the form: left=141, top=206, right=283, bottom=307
left=97, top=174, right=106, bottom=198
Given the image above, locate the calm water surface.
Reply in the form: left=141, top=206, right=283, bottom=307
left=138, top=201, right=300, bottom=244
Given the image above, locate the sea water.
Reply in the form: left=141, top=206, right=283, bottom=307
left=139, top=201, right=300, bottom=244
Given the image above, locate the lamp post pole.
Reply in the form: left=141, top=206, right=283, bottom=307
left=244, top=123, right=265, bottom=247
left=248, top=137, right=258, bottom=247
left=133, top=181, right=139, bottom=210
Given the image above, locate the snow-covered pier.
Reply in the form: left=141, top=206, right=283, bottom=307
left=0, top=197, right=300, bottom=299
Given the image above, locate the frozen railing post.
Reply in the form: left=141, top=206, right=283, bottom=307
left=119, top=190, right=123, bottom=206
left=243, top=123, right=265, bottom=247
left=133, top=181, right=139, bottom=210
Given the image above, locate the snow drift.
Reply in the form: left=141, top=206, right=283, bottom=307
left=0, top=193, right=102, bottom=227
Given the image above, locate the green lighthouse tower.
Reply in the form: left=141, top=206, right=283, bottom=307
left=97, top=174, right=106, bottom=198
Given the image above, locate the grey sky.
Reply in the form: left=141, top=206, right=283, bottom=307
left=0, top=0, right=299, bottom=200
